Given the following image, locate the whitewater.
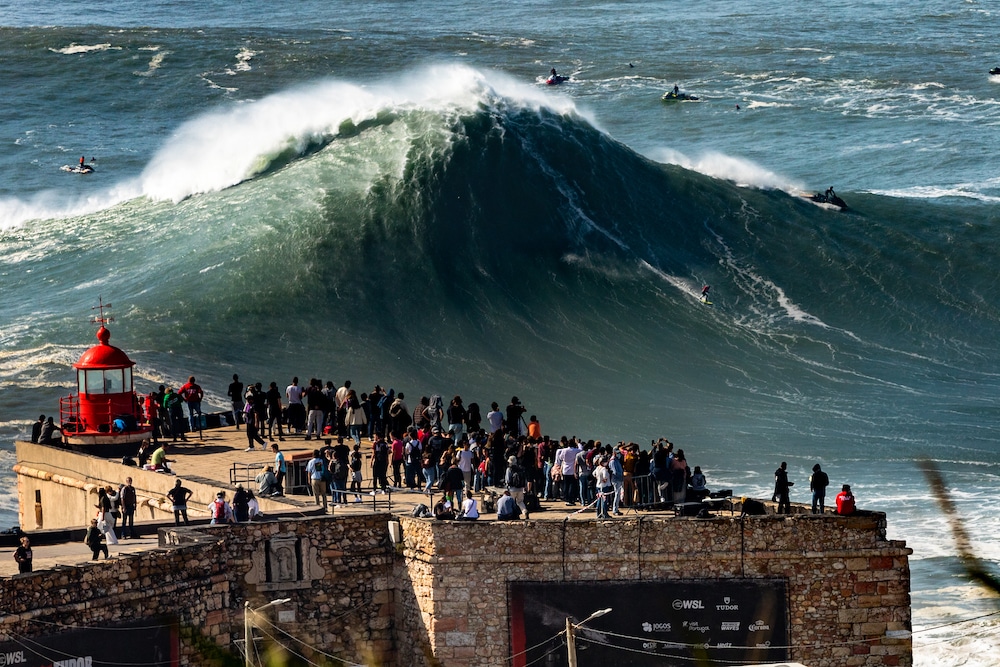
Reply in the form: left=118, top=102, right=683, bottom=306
left=2, top=1, right=1000, bottom=665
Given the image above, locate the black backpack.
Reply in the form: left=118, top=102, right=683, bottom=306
left=508, top=465, right=525, bottom=489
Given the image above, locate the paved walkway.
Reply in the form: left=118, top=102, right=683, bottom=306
left=4, top=424, right=705, bottom=577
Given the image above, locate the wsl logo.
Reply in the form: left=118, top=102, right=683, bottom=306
left=671, top=599, right=704, bottom=610
left=0, top=651, right=27, bottom=667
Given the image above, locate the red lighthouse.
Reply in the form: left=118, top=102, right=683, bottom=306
left=59, top=299, right=151, bottom=446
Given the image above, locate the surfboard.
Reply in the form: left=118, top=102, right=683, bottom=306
left=700, top=298, right=712, bottom=305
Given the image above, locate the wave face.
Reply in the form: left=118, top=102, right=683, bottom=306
left=6, top=67, right=1000, bottom=461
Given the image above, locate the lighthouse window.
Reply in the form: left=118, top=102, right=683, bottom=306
left=82, top=369, right=125, bottom=394
left=105, top=369, right=124, bottom=393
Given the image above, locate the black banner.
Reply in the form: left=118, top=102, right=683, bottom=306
left=510, top=579, right=788, bottom=667
left=0, top=620, right=177, bottom=667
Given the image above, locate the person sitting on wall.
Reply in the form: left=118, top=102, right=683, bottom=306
left=458, top=492, right=480, bottom=521
left=836, top=484, right=856, bottom=515
left=433, top=494, right=455, bottom=520
left=147, top=443, right=173, bottom=473
left=688, top=465, right=710, bottom=501
left=256, top=465, right=278, bottom=496
left=496, top=489, right=520, bottom=520
left=38, top=416, right=62, bottom=445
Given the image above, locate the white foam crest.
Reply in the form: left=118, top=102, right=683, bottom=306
left=225, top=47, right=256, bottom=75
left=135, top=51, right=167, bottom=77
left=869, top=184, right=1000, bottom=203
left=1, top=64, right=591, bottom=226
left=140, top=63, right=589, bottom=203
left=645, top=146, right=803, bottom=191
left=0, top=179, right=143, bottom=230
left=49, top=43, right=119, bottom=55
left=745, top=100, right=794, bottom=109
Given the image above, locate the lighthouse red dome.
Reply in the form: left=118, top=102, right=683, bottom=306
left=74, top=325, right=136, bottom=370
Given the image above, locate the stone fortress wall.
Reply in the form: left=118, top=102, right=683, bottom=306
left=0, top=509, right=911, bottom=667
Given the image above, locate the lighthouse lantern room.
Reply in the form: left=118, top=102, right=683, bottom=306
left=59, top=299, right=151, bottom=446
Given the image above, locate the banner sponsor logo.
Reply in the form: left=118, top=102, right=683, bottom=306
left=749, top=620, right=771, bottom=632
left=672, top=599, right=704, bottom=610
left=681, top=621, right=710, bottom=633
left=720, top=621, right=740, bottom=631
left=0, top=652, right=27, bottom=667
left=641, top=622, right=672, bottom=633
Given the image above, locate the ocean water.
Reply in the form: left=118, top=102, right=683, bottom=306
left=2, top=1, right=1000, bottom=663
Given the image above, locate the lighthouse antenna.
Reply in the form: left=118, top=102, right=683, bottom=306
left=90, top=297, right=114, bottom=326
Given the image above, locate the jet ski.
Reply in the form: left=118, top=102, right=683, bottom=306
left=990, top=67, right=1000, bottom=76
left=61, top=164, right=95, bottom=174
left=801, top=189, right=847, bottom=211
left=546, top=74, right=569, bottom=85
left=661, top=90, right=699, bottom=102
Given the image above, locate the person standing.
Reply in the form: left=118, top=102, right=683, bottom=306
left=179, top=376, right=204, bottom=435
left=447, top=396, right=467, bottom=445
left=271, top=443, right=286, bottom=496
left=167, top=479, right=193, bottom=526
left=95, top=487, right=118, bottom=544
left=774, top=462, right=793, bottom=514
left=163, top=388, right=187, bottom=442
left=369, top=432, right=390, bottom=493
left=561, top=439, right=581, bottom=506
left=153, top=385, right=170, bottom=440
left=335, top=380, right=352, bottom=437
left=85, top=518, right=109, bottom=560
left=306, top=449, right=328, bottom=511
left=594, top=456, right=612, bottom=519
left=505, top=455, right=529, bottom=520
left=486, top=402, right=504, bottom=434
left=285, top=377, right=305, bottom=433
left=227, top=374, right=244, bottom=429
left=345, top=389, right=368, bottom=446
left=350, top=444, right=364, bottom=502
left=608, top=449, right=624, bottom=515
left=390, top=432, right=405, bottom=488
left=388, top=392, right=411, bottom=436
left=505, top=397, right=526, bottom=437
left=265, top=381, right=286, bottom=441
left=243, top=385, right=267, bottom=451
left=13, top=536, right=32, bottom=573
left=456, top=438, right=475, bottom=494
left=30, top=415, right=45, bottom=443
left=526, top=415, right=541, bottom=441
left=810, top=464, right=830, bottom=514
left=304, top=379, right=325, bottom=441
left=119, top=477, right=138, bottom=538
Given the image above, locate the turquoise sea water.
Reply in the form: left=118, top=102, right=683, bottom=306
left=1, top=1, right=1000, bottom=664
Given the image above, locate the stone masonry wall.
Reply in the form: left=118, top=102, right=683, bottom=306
left=0, top=514, right=396, bottom=667
left=0, top=511, right=911, bottom=667
left=395, top=512, right=912, bottom=667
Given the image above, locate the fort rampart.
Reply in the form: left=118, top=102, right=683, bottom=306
left=0, top=509, right=911, bottom=667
